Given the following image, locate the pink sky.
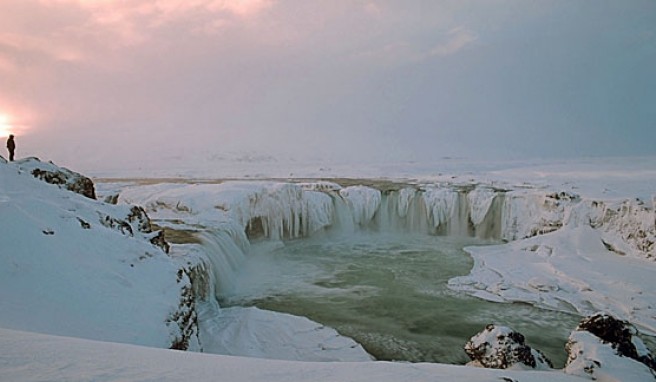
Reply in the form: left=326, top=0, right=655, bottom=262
left=1, top=1, right=655, bottom=173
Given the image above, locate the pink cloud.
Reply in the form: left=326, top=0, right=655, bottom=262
left=30, top=0, right=276, bottom=49
left=206, top=0, right=274, bottom=16
left=0, top=32, right=87, bottom=65
left=429, top=27, right=478, bottom=57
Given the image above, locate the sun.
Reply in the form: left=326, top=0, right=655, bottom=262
left=0, top=114, right=11, bottom=138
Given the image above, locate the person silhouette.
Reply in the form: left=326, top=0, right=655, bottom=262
left=6, top=134, right=15, bottom=161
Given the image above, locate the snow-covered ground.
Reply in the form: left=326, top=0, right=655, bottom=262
left=1, top=326, right=595, bottom=382
left=2, top=155, right=656, bottom=381
left=0, top=158, right=187, bottom=349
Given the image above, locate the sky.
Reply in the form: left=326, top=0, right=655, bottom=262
left=1, top=1, right=655, bottom=173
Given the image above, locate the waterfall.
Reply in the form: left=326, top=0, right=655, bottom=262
left=197, top=224, right=250, bottom=295
left=375, top=189, right=431, bottom=233
left=196, top=183, right=508, bottom=298
left=331, top=192, right=356, bottom=233
left=474, top=192, right=505, bottom=240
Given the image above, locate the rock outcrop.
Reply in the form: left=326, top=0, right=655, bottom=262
left=167, top=253, right=217, bottom=351
left=464, top=324, right=553, bottom=370
left=565, top=314, right=655, bottom=380
left=589, top=199, right=656, bottom=259
left=0, top=157, right=202, bottom=354
left=99, top=205, right=170, bottom=253
left=466, top=315, right=656, bottom=381
left=15, top=157, right=96, bottom=199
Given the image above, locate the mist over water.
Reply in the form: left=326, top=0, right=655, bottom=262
left=219, top=231, right=579, bottom=366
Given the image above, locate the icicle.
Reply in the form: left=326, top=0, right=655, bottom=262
left=339, top=186, right=382, bottom=227
left=423, top=187, right=459, bottom=232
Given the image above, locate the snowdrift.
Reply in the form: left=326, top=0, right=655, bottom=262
left=0, top=158, right=199, bottom=349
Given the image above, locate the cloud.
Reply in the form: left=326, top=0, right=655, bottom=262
left=0, top=33, right=85, bottom=62
left=34, top=0, right=276, bottom=47
left=2, top=1, right=655, bottom=171
left=0, top=32, right=88, bottom=78
left=429, top=27, right=478, bottom=57
left=363, top=1, right=383, bottom=17
left=351, top=26, right=478, bottom=67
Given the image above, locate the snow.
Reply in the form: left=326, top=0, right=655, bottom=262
left=3, top=155, right=656, bottom=381
left=0, top=160, right=184, bottom=349
left=450, top=225, right=656, bottom=335
left=197, top=306, right=373, bottom=362
left=565, top=331, right=654, bottom=381
left=1, top=327, right=589, bottom=382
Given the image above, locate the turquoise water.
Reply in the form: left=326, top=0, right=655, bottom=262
left=219, top=232, right=580, bottom=366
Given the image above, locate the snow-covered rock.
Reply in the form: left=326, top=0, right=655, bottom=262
left=98, top=204, right=170, bottom=253
left=464, top=324, right=553, bottom=370
left=0, top=159, right=197, bottom=351
left=588, top=199, right=656, bottom=259
left=565, top=314, right=655, bottom=380
left=16, top=157, right=97, bottom=199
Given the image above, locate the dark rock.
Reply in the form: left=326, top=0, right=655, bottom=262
left=104, top=194, right=119, bottom=205
left=98, top=205, right=170, bottom=253
left=464, top=324, right=553, bottom=370
left=546, top=191, right=580, bottom=202
left=100, top=213, right=134, bottom=236
left=126, top=206, right=152, bottom=234
left=166, top=258, right=214, bottom=351
left=574, top=313, right=655, bottom=371
left=31, top=167, right=96, bottom=199
left=77, top=218, right=91, bottom=229
left=148, top=230, right=170, bottom=254
left=17, top=158, right=96, bottom=199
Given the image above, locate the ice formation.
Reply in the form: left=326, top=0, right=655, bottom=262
left=117, top=178, right=656, bottom=341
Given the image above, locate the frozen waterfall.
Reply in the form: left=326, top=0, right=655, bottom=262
left=119, top=179, right=653, bottom=301
left=192, top=183, right=513, bottom=297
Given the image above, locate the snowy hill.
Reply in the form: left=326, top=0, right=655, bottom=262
left=0, top=157, right=198, bottom=349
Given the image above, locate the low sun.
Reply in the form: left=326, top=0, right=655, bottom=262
left=0, top=114, right=11, bottom=138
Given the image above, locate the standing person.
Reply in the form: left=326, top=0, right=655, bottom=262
left=6, top=134, right=15, bottom=161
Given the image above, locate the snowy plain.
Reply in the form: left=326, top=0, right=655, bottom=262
left=2, top=155, right=656, bottom=381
